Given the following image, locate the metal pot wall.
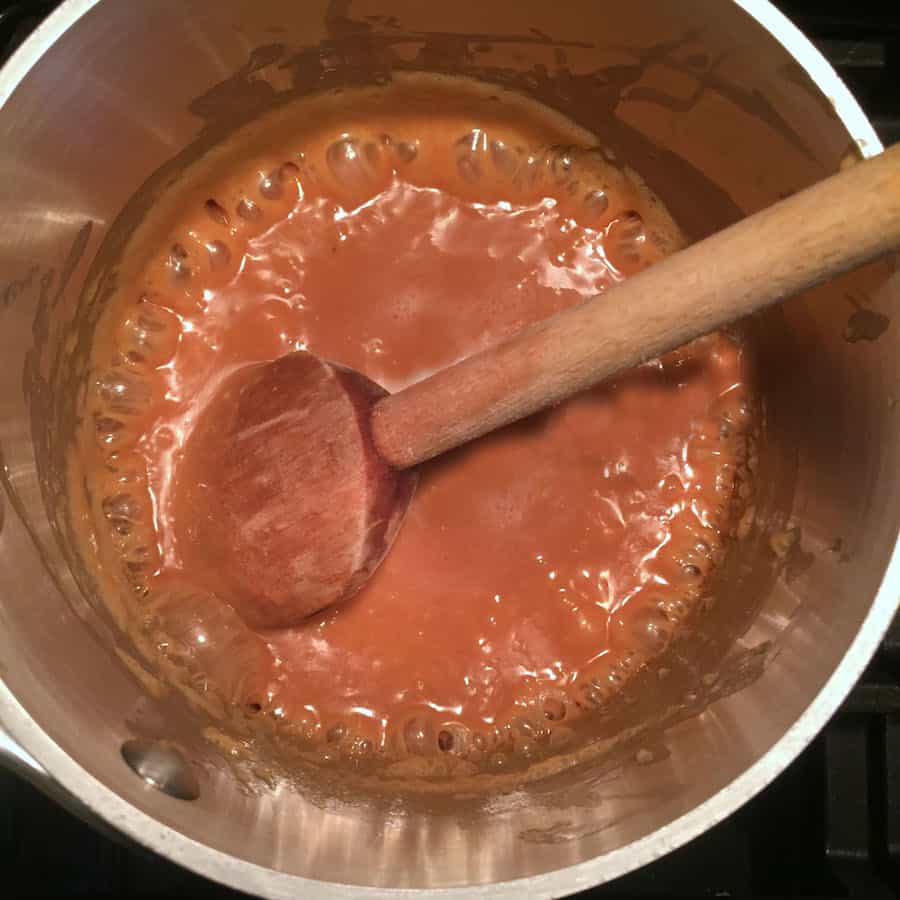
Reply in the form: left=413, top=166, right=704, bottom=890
left=0, top=1, right=898, bottom=896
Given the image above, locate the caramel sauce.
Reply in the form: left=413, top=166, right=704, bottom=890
left=75, top=77, right=755, bottom=770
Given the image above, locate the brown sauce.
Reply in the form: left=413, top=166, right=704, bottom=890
left=74, top=76, right=756, bottom=773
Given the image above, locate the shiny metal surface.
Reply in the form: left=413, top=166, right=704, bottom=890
left=120, top=739, right=201, bottom=802
left=0, top=1, right=898, bottom=897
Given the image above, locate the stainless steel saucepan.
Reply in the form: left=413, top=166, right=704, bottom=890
left=1, top=1, right=898, bottom=896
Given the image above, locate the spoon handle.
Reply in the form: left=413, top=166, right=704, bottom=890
left=372, top=143, right=900, bottom=470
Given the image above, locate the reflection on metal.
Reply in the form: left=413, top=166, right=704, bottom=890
left=0, top=726, right=46, bottom=785
left=121, top=739, right=199, bottom=802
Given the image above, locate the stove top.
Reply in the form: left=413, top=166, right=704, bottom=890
left=1, top=1, right=898, bottom=896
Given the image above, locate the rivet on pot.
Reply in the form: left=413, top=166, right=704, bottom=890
left=120, top=738, right=199, bottom=801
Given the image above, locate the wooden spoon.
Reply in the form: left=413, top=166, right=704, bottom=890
left=184, top=143, right=900, bottom=630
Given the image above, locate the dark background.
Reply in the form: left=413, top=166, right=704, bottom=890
left=1, top=1, right=899, bottom=896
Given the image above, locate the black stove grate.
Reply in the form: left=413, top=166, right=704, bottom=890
left=1, top=0, right=898, bottom=896
left=777, top=0, right=900, bottom=145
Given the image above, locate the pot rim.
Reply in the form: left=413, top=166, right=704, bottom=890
left=0, top=1, right=893, bottom=897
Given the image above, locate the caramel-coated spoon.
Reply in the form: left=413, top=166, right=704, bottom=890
left=184, top=143, right=900, bottom=630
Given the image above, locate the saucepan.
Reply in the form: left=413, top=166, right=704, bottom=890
left=1, top=0, right=898, bottom=896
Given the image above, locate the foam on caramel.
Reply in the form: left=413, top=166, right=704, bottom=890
left=71, top=75, right=756, bottom=777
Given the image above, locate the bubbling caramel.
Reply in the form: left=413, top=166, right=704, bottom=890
left=73, top=76, right=756, bottom=775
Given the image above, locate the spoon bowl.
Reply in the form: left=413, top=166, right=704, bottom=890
left=179, top=351, right=416, bottom=630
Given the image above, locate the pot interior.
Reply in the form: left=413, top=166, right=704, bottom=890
left=0, top=0, right=898, bottom=893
